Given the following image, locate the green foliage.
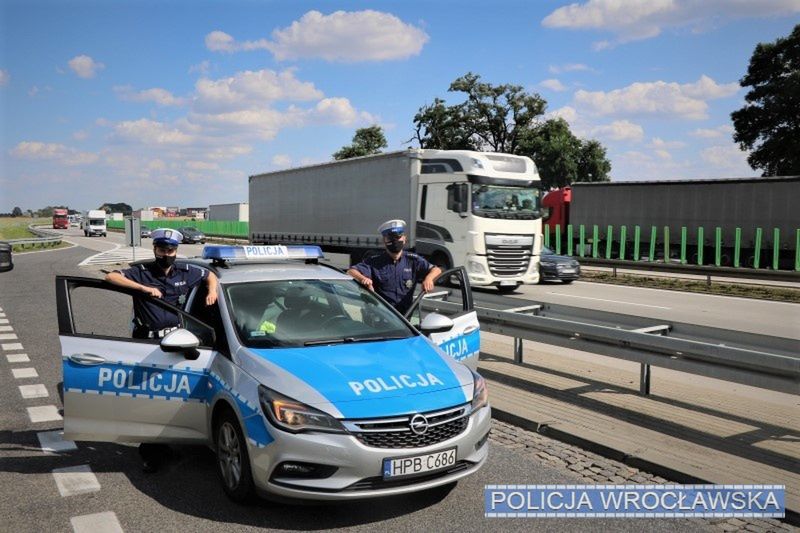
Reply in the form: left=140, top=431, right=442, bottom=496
left=333, top=125, right=388, bottom=160
left=411, top=73, right=611, bottom=188
left=11, top=207, right=23, bottom=217
left=731, top=24, right=800, bottom=176
left=99, top=202, right=133, bottom=215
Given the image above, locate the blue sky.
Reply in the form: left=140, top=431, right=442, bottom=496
left=1, top=1, right=798, bottom=212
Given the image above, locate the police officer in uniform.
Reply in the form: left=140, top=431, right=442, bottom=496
left=347, top=219, right=442, bottom=315
left=105, top=228, right=218, bottom=472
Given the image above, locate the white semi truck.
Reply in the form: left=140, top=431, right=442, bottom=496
left=249, top=149, right=543, bottom=292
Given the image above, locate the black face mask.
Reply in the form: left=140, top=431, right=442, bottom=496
left=386, top=239, right=404, bottom=253
left=155, top=255, right=176, bottom=269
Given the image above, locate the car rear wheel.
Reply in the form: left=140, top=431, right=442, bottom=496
left=215, top=409, right=255, bottom=503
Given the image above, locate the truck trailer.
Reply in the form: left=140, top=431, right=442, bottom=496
left=542, top=176, right=800, bottom=268
left=250, top=149, right=544, bottom=291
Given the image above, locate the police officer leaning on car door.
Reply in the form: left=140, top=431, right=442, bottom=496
left=347, top=219, right=442, bottom=315
left=104, top=228, right=218, bottom=472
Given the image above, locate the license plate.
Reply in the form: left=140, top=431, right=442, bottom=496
left=500, top=281, right=516, bottom=286
left=382, top=447, right=457, bottom=479
left=561, top=268, right=575, bottom=274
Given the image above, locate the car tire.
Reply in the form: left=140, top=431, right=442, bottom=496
left=215, top=409, right=255, bottom=504
left=562, top=279, right=574, bottom=284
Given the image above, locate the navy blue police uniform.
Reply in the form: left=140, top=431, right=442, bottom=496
left=352, top=252, right=434, bottom=315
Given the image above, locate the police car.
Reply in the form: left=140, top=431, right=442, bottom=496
left=55, top=245, right=489, bottom=501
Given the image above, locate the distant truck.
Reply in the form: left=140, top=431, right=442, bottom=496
left=250, top=149, right=544, bottom=292
left=82, top=210, right=107, bottom=237
left=542, top=177, right=800, bottom=268
left=52, top=209, right=69, bottom=230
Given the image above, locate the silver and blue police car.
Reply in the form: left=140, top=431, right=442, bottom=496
left=56, top=245, right=490, bottom=502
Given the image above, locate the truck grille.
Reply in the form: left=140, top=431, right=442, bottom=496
left=485, top=234, right=534, bottom=277
left=344, top=405, right=469, bottom=449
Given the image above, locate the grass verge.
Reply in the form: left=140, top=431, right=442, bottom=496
left=581, top=270, right=800, bottom=303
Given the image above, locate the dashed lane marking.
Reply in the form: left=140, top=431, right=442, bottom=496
left=0, top=319, right=8, bottom=324
left=12, top=367, right=38, bottom=379
left=6, top=353, right=30, bottom=363
left=52, top=465, right=101, bottom=497
left=2, top=342, right=24, bottom=351
left=28, top=405, right=63, bottom=423
left=37, top=430, right=78, bottom=453
left=71, top=511, right=124, bottom=533
left=19, top=384, right=49, bottom=399
left=546, top=292, right=672, bottom=309
left=0, top=333, right=18, bottom=340
left=0, top=325, right=13, bottom=332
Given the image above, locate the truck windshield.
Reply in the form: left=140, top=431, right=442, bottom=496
left=226, top=279, right=415, bottom=349
left=471, top=185, right=541, bottom=220
left=89, top=219, right=104, bottom=225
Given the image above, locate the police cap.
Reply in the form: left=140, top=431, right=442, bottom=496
left=378, top=219, right=406, bottom=237
left=152, top=228, right=182, bottom=249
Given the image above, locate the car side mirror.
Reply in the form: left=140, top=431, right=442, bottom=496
left=420, top=313, right=454, bottom=336
left=160, top=328, right=200, bottom=359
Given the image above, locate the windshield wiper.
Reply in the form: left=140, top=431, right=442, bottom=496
left=304, top=335, right=407, bottom=346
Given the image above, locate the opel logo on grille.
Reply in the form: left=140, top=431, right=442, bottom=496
left=409, top=414, right=429, bottom=435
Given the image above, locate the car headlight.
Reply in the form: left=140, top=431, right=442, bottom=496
left=470, top=370, right=489, bottom=412
left=539, top=261, right=556, bottom=267
left=258, top=385, right=346, bottom=434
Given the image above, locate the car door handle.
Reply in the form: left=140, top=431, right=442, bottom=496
left=462, top=326, right=479, bottom=335
left=69, top=353, right=107, bottom=366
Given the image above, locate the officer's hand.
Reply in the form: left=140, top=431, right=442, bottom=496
left=422, top=278, right=435, bottom=293
left=142, top=286, right=162, bottom=298
left=205, top=291, right=218, bottom=306
left=360, top=277, right=374, bottom=291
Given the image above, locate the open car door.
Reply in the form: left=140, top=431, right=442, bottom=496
left=55, top=275, right=218, bottom=444
left=405, top=266, right=480, bottom=370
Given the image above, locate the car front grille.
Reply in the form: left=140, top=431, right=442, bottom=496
left=344, top=404, right=470, bottom=449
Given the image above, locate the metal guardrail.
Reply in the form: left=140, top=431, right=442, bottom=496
left=578, top=258, right=800, bottom=284
left=4, top=226, right=63, bottom=249
left=421, top=296, right=800, bottom=396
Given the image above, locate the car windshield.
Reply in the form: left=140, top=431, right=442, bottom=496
left=225, top=279, right=416, bottom=348
left=471, top=185, right=541, bottom=220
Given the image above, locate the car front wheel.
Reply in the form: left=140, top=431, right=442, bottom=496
left=215, top=409, right=255, bottom=503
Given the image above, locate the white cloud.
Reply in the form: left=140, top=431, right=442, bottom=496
left=208, top=10, right=429, bottom=62
left=587, top=120, right=645, bottom=142
left=272, top=154, right=292, bottom=167
left=10, top=141, right=97, bottom=165
left=542, top=0, right=800, bottom=47
left=110, top=119, right=195, bottom=145
left=194, top=69, right=323, bottom=113
left=701, top=144, right=751, bottom=172
left=189, top=60, right=211, bottom=76
left=690, top=124, right=734, bottom=138
left=574, top=75, right=739, bottom=119
left=539, top=79, right=568, bottom=92
left=185, top=160, right=219, bottom=170
left=72, top=130, right=89, bottom=141
left=0, top=69, right=9, bottom=86
left=68, top=55, right=105, bottom=79
left=650, top=137, right=686, bottom=149
left=549, top=63, right=592, bottom=74
left=115, top=86, right=186, bottom=106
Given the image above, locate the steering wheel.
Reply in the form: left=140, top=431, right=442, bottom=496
left=319, top=314, right=350, bottom=330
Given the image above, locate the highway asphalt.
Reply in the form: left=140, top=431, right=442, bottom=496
left=0, top=236, right=789, bottom=531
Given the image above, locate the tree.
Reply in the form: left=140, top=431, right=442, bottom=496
left=333, top=125, right=388, bottom=160
left=731, top=24, right=800, bottom=176
left=412, top=73, right=611, bottom=188
left=11, top=207, right=23, bottom=217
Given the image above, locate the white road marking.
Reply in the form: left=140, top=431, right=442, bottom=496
left=19, top=383, right=48, bottom=399
left=12, top=367, right=38, bottom=379
left=28, top=405, right=63, bottom=423
left=52, top=465, right=101, bottom=497
left=0, top=325, right=13, bottom=332
left=6, top=353, right=30, bottom=363
left=71, top=511, right=123, bottom=533
left=0, top=318, right=8, bottom=324
left=546, top=292, right=671, bottom=310
left=2, top=342, right=24, bottom=350
left=0, top=333, right=18, bottom=340
left=38, top=430, right=78, bottom=453
left=0, top=312, right=5, bottom=317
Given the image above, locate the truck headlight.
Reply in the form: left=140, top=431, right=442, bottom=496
left=258, top=385, right=346, bottom=434
left=467, top=260, right=486, bottom=274
left=470, top=370, right=489, bottom=412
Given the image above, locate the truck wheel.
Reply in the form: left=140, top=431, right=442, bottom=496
left=215, top=409, right=255, bottom=503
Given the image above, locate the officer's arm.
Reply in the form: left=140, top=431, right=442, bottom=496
left=346, top=268, right=374, bottom=291
left=205, top=272, right=219, bottom=306
left=422, top=266, right=442, bottom=292
left=105, top=271, right=162, bottom=298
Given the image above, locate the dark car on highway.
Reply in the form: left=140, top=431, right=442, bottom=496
left=539, top=245, right=580, bottom=284
left=178, top=226, right=206, bottom=244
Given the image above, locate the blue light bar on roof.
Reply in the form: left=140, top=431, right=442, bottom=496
left=202, top=245, right=324, bottom=261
